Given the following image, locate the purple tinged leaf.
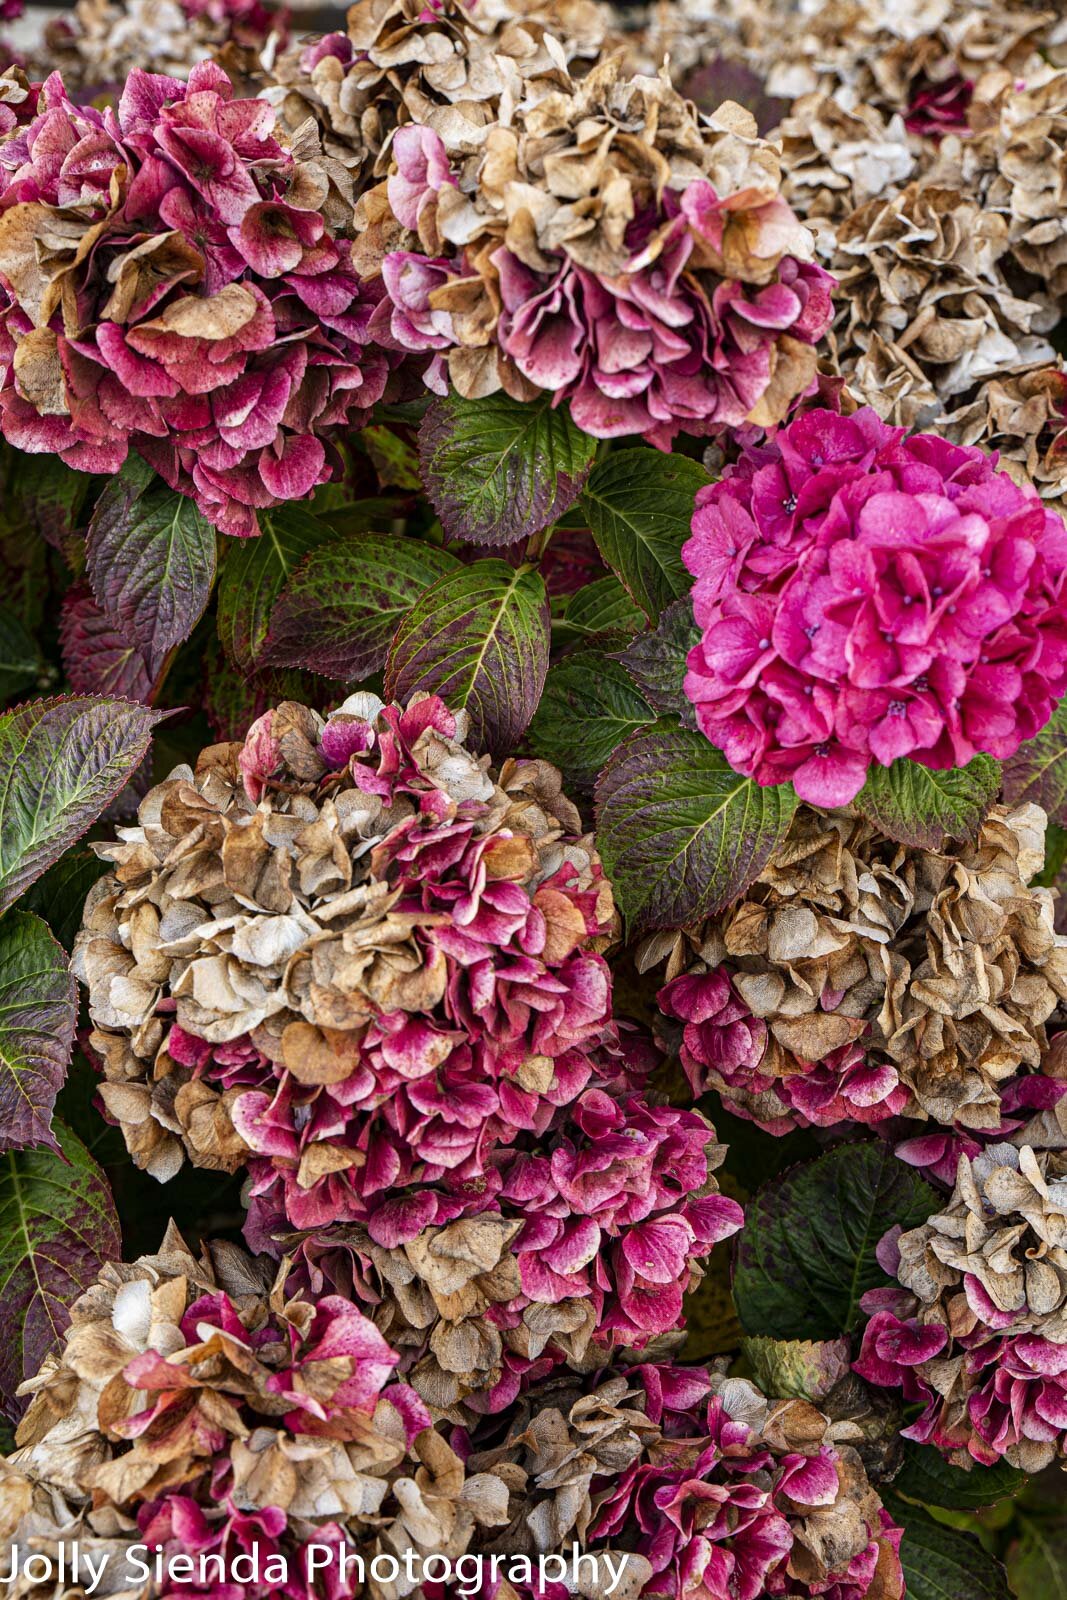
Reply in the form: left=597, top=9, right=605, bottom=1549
left=554, top=575, right=647, bottom=649
left=0, top=607, right=40, bottom=701
left=886, top=1498, right=1012, bottom=1600
left=620, top=596, right=700, bottom=724
left=854, top=753, right=1002, bottom=848
left=59, top=584, right=155, bottom=703
left=0, top=1120, right=120, bottom=1420
left=419, top=391, right=595, bottom=547
left=0, top=695, right=167, bottom=912
left=203, top=639, right=327, bottom=742
left=682, top=54, right=788, bottom=135
left=10, top=454, right=91, bottom=553
left=87, top=475, right=216, bottom=681
left=362, top=424, right=422, bottom=490
left=527, top=651, right=654, bottom=787
left=216, top=504, right=333, bottom=674
left=0, top=912, right=76, bottom=1154
left=386, top=559, right=550, bottom=753
left=264, top=534, right=461, bottom=681
left=893, top=1442, right=1025, bottom=1510
left=1001, top=699, right=1067, bottom=824
left=594, top=722, right=797, bottom=931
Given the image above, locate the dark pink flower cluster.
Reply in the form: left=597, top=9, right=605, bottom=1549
left=374, top=123, right=834, bottom=449
left=173, top=1003, right=639, bottom=1241
left=856, top=1300, right=1067, bottom=1471
left=0, top=65, right=392, bottom=534
left=500, top=1090, right=743, bottom=1345
left=683, top=407, right=1067, bottom=805
left=591, top=1366, right=905, bottom=1600
left=256, top=1086, right=739, bottom=1358
left=904, top=74, right=973, bottom=137
left=136, top=1500, right=352, bottom=1600
left=657, top=967, right=909, bottom=1133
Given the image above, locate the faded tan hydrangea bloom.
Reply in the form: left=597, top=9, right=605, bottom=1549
left=644, top=804, right=1067, bottom=1132
left=1, top=1224, right=511, bottom=1599
left=259, top=0, right=609, bottom=203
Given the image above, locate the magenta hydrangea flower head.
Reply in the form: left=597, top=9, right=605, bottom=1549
left=683, top=407, right=1067, bottom=805
left=285, top=1092, right=743, bottom=1417
left=0, top=64, right=392, bottom=535
left=2, top=1226, right=509, bottom=1595
left=366, top=64, right=833, bottom=447
left=854, top=1144, right=1067, bottom=1471
left=73, top=693, right=653, bottom=1241
left=591, top=1365, right=905, bottom=1600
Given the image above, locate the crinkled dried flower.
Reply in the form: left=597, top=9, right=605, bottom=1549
left=591, top=1363, right=905, bottom=1600
left=73, top=693, right=634, bottom=1239
left=649, top=801, right=1067, bottom=1137
left=683, top=407, right=1067, bottom=805
left=262, top=0, right=609, bottom=208
left=34, top=0, right=286, bottom=98
left=856, top=1143, right=1067, bottom=1470
left=1, top=1223, right=510, bottom=1597
left=827, top=179, right=1058, bottom=433
left=363, top=57, right=832, bottom=446
left=0, top=63, right=392, bottom=535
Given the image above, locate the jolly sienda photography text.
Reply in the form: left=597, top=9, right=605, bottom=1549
left=0, top=1541, right=636, bottom=1596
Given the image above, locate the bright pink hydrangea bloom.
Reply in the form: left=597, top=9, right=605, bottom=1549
left=683, top=407, right=1067, bottom=805
left=0, top=65, right=391, bottom=534
left=591, top=1366, right=904, bottom=1600
left=657, top=968, right=909, bottom=1133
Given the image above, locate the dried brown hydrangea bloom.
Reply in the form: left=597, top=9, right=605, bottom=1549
left=828, top=179, right=1057, bottom=430
left=774, top=95, right=916, bottom=253
left=856, top=1144, right=1067, bottom=1472
left=622, top=0, right=1053, bottom=124
left=927, top=67, right=1067, bottom=308
left=897, top=1144, right=1067, bottom=1339
left=941, top=366, right=1067, bottom=506
left=261, top=0, right=607, bottom=203
left=647, top=803, right=1067, bottom=1135
left=32, top=0, right=285, bottom=94
left=463, top=1370, right=658, bottom=1557
left=1, top=1223, right=509, bottom=1598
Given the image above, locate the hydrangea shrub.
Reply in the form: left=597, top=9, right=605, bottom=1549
left=0, top=1, right=1063, bottom=1597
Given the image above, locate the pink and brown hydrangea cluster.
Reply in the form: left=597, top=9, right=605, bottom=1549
left=683, top=406, right=1067, bottom=805
left=0, top=1226, right=511, bottom=1599
left=590, top=1364, right=905, bottom=1600
left=73, top=694, right=742, bottom=1403
left=285, top=1090, right=742, bottom=1419
left=363, top=60, right=834, bottom=447
left=648, top=801, right=1067, bottom=1140
left=0, top=63, right=392, bottom=535
left=855, top=1143, right=1067, bottom=1471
